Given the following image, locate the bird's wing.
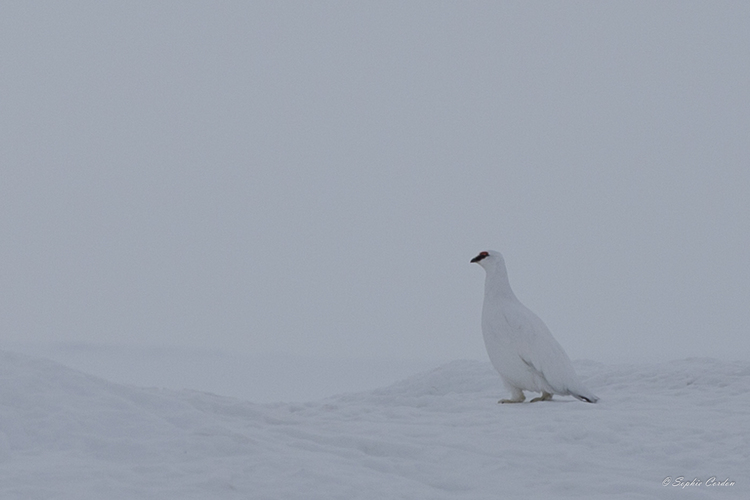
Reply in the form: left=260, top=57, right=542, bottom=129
left=502, top=302, right=580, bottom=394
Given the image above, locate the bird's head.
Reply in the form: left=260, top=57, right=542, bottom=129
left=470, top=250, right=505, bottom=270
left=471, top=250, right=514, bottom=296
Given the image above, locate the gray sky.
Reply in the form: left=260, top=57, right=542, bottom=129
left=1, top=1, right=749, bottom=365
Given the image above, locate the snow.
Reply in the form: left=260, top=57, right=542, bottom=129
left=2, top=342, right=443, bottom=403
left=0, top=351, right=747, bottom=499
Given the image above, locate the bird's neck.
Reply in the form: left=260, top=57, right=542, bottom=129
left=484, top=266, right=518, bottom=302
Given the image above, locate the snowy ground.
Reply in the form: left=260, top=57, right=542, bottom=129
left=2, top=342, right=443, bottom=403
left=0, top=350, right=747, bottom=499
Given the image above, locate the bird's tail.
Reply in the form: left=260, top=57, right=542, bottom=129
left=572, top=390, right=599, bottom=404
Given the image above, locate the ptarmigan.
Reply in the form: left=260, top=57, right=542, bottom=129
left=471, top=250, right=598, bottom=403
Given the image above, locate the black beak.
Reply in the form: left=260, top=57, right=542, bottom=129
left=471, top=252, right=489, bottom=263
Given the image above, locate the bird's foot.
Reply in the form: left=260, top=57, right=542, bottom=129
left=498, top=391, right=525, bottom=404
left=498, top=388, right=525, bottom=404
left=529, top=391, right=553, bottom=403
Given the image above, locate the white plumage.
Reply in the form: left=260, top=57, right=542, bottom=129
left=471, top=250, right=598, bottom=403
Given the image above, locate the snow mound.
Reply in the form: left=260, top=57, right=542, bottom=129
left=0, top=351, right=747, bottom=499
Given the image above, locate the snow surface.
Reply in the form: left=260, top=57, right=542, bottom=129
left=2, top=342, right=443, bottom=403
left=0, top=350, right=747, bottom=499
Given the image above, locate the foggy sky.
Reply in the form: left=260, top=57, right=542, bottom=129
left=1, top=1, right=749, bottom=365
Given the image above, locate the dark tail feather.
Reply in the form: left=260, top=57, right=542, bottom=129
left=573, top=393, right=599, bottom=404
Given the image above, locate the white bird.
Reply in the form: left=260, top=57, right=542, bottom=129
left=471, top=250, right=598, bottom=403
